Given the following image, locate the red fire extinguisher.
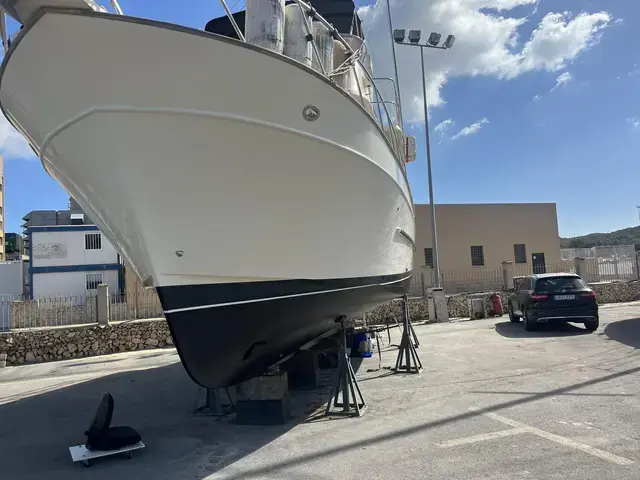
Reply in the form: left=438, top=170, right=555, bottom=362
left=490, top=294, right=504, bottom=316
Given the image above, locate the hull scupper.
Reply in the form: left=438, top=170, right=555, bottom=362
left=0, top=8, right=415, bottom=386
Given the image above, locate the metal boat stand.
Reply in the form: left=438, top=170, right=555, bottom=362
left=394, top=295, right=423, bottom=374
left=410, top=317, right=420, bottom=348
left=325, top=315, right=367, bottom=417
left=386, top=304, right=419, bottom=349
left=193, top=387, right=235, bottom=416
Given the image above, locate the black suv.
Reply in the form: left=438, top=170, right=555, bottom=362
left=508, top=273, right=599, bottom=332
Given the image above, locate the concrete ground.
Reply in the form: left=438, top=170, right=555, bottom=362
left=2, top=303, right=640, bottom=479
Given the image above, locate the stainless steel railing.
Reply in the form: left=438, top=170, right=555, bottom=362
left=218, top=0, right=406, bottom=168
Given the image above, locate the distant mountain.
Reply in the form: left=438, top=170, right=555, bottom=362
left=561, top=225, right=640, bottom=249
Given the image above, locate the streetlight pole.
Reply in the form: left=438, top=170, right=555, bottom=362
left=419, top=46, right=440, bottom=288
left=393, top=30, right=455, bottom=288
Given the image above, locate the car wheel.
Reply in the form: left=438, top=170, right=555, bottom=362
left=509, top=307, right=519, bottom=323
left=584, top=318, right=599, bottom=332
left=523, top=308, right=537, bottom=331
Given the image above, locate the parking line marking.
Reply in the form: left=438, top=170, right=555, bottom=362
left=484, top=411, right=634, bottom=466
left=438, top=427, right=528, bottom=448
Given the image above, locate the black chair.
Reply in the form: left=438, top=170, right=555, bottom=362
left=85, top=393, right=142, bottom=451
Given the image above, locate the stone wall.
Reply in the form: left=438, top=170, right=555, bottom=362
left=352, top=297, right=430, bottom=326
left=0, top=299, right=432, bottom=367
left=591, top=281, right=640, bottom=304
left=447, top=292, right=509, bottom=318
left=3, top=280, right=639, bottom=367
left=445, top=280, right=640, bottom=319
left=0, top=318, right=172, bottom=366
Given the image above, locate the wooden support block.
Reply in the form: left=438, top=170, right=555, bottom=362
left=236, top=372, right=290, bottom=425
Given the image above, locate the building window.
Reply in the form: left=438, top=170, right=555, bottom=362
left=470, top=246, right=484, bottom=266
left=514, top=244, right=527, bottom=263
left=423, top=248, right=433, bottom=267
left=86, top=272, right=103, bottom=290
left=85, top=233, right=102, bottom=250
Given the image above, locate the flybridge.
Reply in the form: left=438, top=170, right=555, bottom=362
left=205, top=0, right=364, bottom=40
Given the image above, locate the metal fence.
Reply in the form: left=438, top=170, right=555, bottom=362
left=440, top=267, right=504, bottom=294
left=0, top=287, right=165, bottom=331
left=408, top=275, right=425, bottom=297
left=0, top=293, right=98, bottom=330
left=110, top=288, right=164, bottom=322
left=561, top=245, right=636, bottom=261
left=411, top=254, right=637, bottom=297
left=512, top=260, right=577, bottom=278
left=0, top=294, right=20, bottom=331
left=561, top=245, right=638, bottom=283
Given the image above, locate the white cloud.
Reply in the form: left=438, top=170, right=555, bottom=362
left=464, top=0, right=537, bottom=10
left=434, top=118, right=454, bottom=136
left=627, top=117, right=640, bottom=129
left=550, top=71, right=572, bottom=91
left=358, top=1, right=611, bottom=122
left=532, top=94, right=542, bottom=101
left=0, top=113, right=35, bottom=159
left=451, top=117, right=489, bottom=140
left=515, top=11, right=610, bottom=74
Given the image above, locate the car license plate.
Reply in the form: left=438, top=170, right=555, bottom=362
left=555, top=295, right=575, bottom=300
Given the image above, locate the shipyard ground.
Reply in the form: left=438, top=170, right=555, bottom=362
left=2, top=302, right=640, bottom=479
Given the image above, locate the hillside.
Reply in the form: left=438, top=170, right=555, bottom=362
left=561, top=225, right=640, bottom=248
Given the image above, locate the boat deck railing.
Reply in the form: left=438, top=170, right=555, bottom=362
left=218, top=0, right=406, bottom=168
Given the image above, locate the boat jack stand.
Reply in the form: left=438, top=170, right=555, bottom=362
left=410, top=315, right=420, bottom=349
left=325, top=315, right=367, bottom=417
left=193, top=387, right=235, bottom=416
left=394, top=295, right=423, bottom=374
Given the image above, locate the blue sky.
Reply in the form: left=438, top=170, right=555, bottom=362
left=0, top=0, right=638, bottom=237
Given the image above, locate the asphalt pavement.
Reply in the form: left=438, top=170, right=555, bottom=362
left=2, top=302, right=640, bottom=479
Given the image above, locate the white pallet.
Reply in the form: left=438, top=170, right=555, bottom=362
left=69, top=441, right=145, bottom=467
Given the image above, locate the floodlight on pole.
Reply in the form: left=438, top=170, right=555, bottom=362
left=427, top=32, right=441, bottom=47
left=394, top=28, right=456, bottom=288
left=408, top=29, right=421, bottom=44
left=443, top=34, right=456, bottom=49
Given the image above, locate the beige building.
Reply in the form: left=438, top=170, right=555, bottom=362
left=414, top=203, right=562, bottom=286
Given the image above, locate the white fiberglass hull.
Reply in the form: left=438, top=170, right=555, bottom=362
left=0, top=9, right=415, bottom=386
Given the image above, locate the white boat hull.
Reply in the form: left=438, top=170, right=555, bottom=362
left=0, top=9, right=415, bottom=386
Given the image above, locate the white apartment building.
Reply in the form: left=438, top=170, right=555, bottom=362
left=28, top=225, right=122, bottom=298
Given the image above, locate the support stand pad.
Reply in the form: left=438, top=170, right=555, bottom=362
left=394, top=295, right=423, bottom=374
left=193, top=387, right=235, bottom=417
left=325, top=316, right=367, bottom=417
